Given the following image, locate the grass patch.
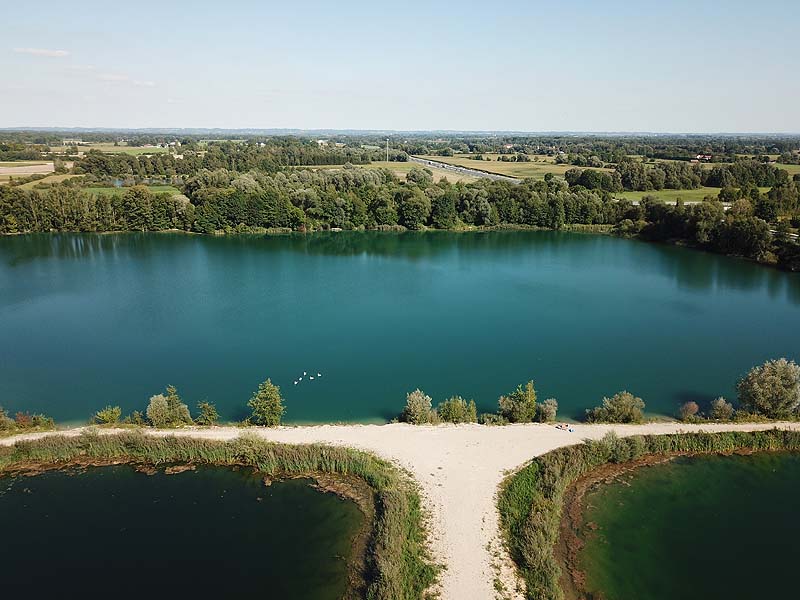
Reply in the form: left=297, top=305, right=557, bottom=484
left=498, top=429, right=800, bottom=600
left=300, top=161, right=478, bottom=183
left=0, top=430, right=438, bottom=599
left=19, top=174, right=82, bottom=190
left=84, top=185, right=182, bottom=196
left=50, top=144, right=168, bottom=156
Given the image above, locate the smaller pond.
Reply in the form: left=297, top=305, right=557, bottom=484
left=0, top=466, right=364, bottom=599
left=577, top=453, right=800, bottom=600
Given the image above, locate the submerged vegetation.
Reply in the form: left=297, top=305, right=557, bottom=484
left=0, top=431, right=439, bottom=600
left=498, top=429, right=800, bottom=600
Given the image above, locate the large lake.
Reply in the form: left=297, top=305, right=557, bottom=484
left=578, top=453, right=800, bottom=599
left=1, top=231, right=798, bottom=423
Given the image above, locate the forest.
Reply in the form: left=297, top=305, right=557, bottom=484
left=2, top=131, right=800, bottom=270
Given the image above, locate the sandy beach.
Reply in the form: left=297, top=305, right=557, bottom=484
left=4, top=421, right=799, bottom=599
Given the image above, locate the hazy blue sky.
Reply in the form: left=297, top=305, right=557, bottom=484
left=2, top=0, right=798, bottom=132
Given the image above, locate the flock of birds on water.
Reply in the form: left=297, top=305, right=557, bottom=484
left=294, top=371, right=322, bottom=385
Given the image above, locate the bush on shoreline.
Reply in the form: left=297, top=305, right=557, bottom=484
left=0, top=431, right=439, bottom=600
left=247, top=379, right=285, bottom=426
left=0, top=406, right=55, bottom=435
left=585, top=391, right=645, bottom=423
left=498, top=429, right=800, bottom=600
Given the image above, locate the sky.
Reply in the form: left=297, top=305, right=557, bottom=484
left=1, top=0, right=798, bottom=132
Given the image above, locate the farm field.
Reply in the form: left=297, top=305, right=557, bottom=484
left=303, top=161, right=478, bottom=183
left=18, top=174, right=82, bottom=189
left=613, top=186, right=771, bottom=203
left=0, top=161, right=49, bottom=167
left=50, top=143, right=168, bottom=155
left=84, top=185, right=182, bottom=196
left=415, top=154, right=610, bottom=179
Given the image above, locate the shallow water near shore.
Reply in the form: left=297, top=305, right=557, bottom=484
left=1, top=231, right=798, bottom=422
left=0, top=466, right=364, bottom=599
left=578, top=453, right=800, bottom=599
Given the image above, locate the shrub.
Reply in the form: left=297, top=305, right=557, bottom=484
left=165, top=385, right=193, bottom=425
left=146, top=394, right=170, bottom=427
left=14, top=412, right=33, bottom=428
left=436, top=396, right=477, bottom=424
left=30, top=414, right=55, bottom=428
left=479, top=412, right=508, bottom=426
left=401, top=389, right=436, bottom=424
left=737, top=358, right=800, bottom=418
left=93, top=405, right=122, bottom=425
left=498, top=381, right=538, bottom=423
left=537, top=398, right=558, bottom=423
left=196, top=401, right=219, bottom=426
left=248, top=378, right=285, bottom=426
left=146, top=386, right=193, bottom=427
left=585, top=391, right=645, bottom=423
left=678, top=401, right=700, bottom=422
left=709, top=397, right=734, bottom=421
left=0, top=406, right=15, bottom=431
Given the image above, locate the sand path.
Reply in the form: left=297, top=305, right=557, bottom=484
left=4, top=421, right=799, bottom=599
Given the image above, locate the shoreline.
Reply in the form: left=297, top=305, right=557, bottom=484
left=4, top=421, right=800, bottom=600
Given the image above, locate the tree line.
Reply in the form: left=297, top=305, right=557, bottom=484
left=3, top=165, right=800, bottom=269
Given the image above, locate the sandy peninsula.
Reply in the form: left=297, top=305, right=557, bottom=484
left=4, top=421, right=799, bottom=600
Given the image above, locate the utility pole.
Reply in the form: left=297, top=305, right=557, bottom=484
left=386, top=138, right=389, bottom=162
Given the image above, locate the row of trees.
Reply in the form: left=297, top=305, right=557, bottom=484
left=399, top=381, right=559, bottom=425
left=92, top=379, right=286, bottom=428
left=399, top=358, right=800, bottom=427
left=566, top=159, right=795, bottom=193
left=73, top=141, right=408, bottom=180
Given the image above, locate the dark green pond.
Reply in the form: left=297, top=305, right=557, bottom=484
left=0, top=466, right=363, bottom=599
left=1, top=231, right=798, bottom=423
left=579, top=453, right=800, bottom=599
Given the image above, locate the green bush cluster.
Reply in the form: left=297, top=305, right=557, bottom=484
left=0, top=431, right=438, bottom=600
left=400, top=390, right=478, bottom=425
left=585, top=391, right=646, bottom=423
left=401, top=381, right=558, bottom=426
left=0, top=406, right=55, bottom=435
left=91, top=378, right=284, bottom=429
left=498, top=429, right=800, bottom=600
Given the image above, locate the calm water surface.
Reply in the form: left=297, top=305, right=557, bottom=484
left=0, top=466, right=363, bottom=599
left=1, top=231, right=798, bottom=422
left=579, top=453, right=800, bottom=599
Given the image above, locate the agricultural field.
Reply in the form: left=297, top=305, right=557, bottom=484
left=612, top=186, right=770, bottom=203
left=18, top=174, right=82, bottom=190
left=50, top=143, right=168, bottom=156
left=84, top=185, right=182, bottom=196
left=415, top=153, right=610, bottom=180
left=0, top=161, right=49, bottom=167
left=776, top=163, right=800, bottom=176
left=303, top=161, right=478, bottom=184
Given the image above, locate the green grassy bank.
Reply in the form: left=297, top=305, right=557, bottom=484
left=0, top=431, right=438, bottom=600
left=498, top=429, right=800, bottom=600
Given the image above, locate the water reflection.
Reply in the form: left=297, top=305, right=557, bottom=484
left=3, top=231, right=797, bottom=305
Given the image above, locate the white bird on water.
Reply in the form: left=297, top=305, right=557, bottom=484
left=309, top=376, right=315, bottom=380
left=303, top=371, right=307, bottom=376
left=317, top=373, right=322, bottom=377
left=294, top=381, right=298, bottom=385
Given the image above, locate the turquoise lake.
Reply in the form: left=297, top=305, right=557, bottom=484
left=1, top=231, right=798, bottom=423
